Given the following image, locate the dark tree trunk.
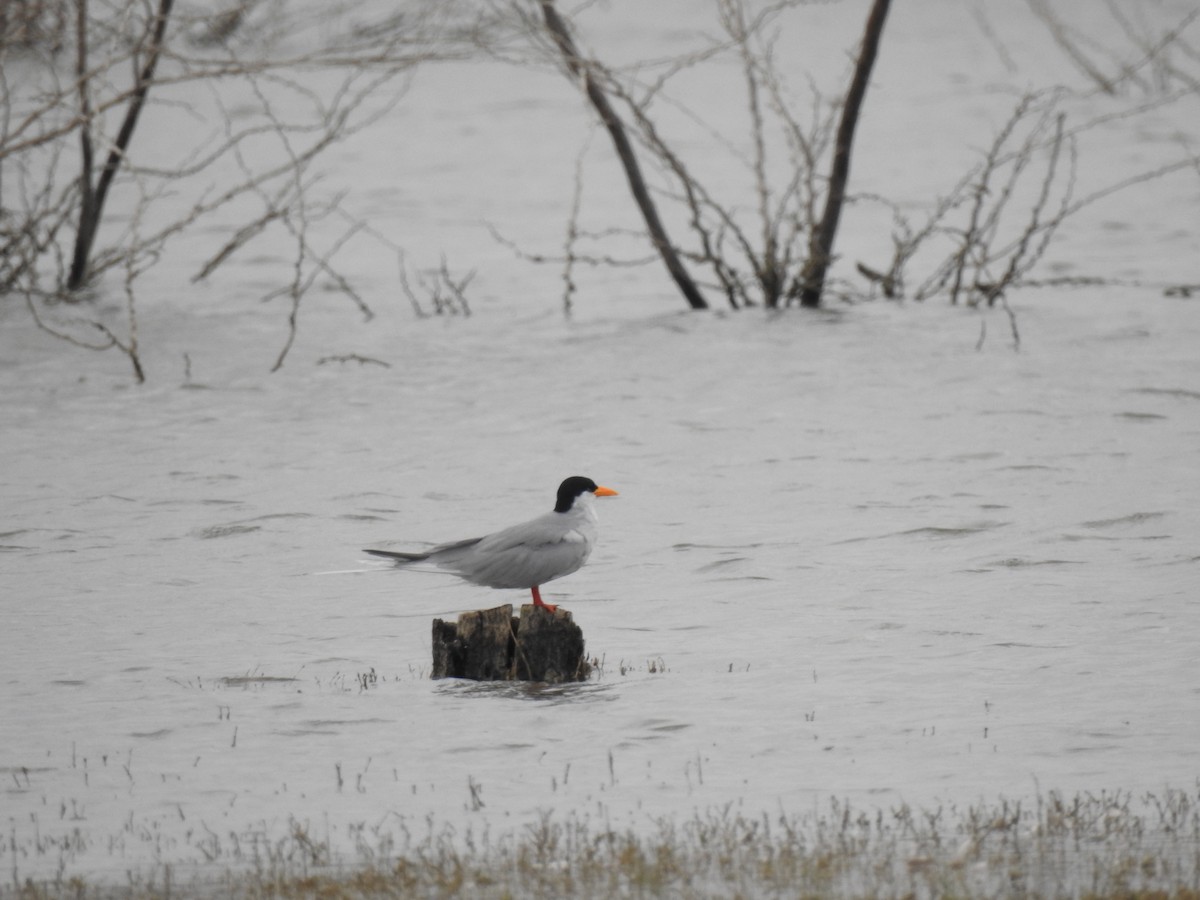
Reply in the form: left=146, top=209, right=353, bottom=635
left=70, top=0, right=95, bottom=290
left=432, top=603, right=589, bottom=683
left=68, top=0, right=174, bottom=290
left=795, top=0, right=891, bottom=308
left=539, top=0, right=708, bottom=311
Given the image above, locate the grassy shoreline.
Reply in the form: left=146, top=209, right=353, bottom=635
left=8, top=789, right=1200, bottom=899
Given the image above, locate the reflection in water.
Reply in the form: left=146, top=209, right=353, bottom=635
left=441, top=679, right=618, bottom=706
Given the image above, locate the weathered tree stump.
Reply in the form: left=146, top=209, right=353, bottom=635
left=431, top=604, right=589, bottom=683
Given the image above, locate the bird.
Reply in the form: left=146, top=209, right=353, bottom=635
left=364, top=476, right=618, bottom=613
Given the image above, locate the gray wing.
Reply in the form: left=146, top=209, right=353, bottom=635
left=449, top=514, right=593, bottom=589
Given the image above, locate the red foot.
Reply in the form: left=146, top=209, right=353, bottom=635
left=531, top=586, right=557, bottom=613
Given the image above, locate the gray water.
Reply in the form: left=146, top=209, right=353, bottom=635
left=3, top=0, right=1199, bottom=886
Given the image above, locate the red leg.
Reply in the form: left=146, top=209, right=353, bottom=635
left=531, top=585, right=557, bottom=613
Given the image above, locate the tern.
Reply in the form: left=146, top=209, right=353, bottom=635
left=364, top=476, right=618, bottom=612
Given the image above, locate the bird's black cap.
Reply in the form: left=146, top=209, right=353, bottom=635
left=555, top=476, right=600, bottom=513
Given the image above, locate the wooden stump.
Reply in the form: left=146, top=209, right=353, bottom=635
left=431, top=604, right=589, bottom=683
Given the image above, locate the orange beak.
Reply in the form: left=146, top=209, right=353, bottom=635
left=594, top=485, right=619, bottom=497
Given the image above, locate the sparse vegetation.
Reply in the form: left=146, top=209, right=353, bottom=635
left=0, top=0, right=466, bottom=377
left=6, top=790, right=1200, bottom=898
left=7, top=670, right=1200, bottom=900
left=4, top=0, right=1197, bottom=379
left=488, top=0, right=1199, bottom=317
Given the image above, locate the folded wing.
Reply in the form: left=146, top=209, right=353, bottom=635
left=364, top=509, right=596, bottom=590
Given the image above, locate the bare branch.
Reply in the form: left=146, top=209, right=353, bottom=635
left=537, top=0, right=708, bottom=310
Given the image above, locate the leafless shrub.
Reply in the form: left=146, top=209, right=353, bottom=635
left=0, top=0, right=67, bottom=51
left=853, top=83, right=1200, bottom=330
left=1, top=0, right=469, bottom=377
left=904, top=91, right=1077, bottom=309
left=494, top=0, right=1196, bottom=328
left=491, top=0, right=890, bottom=311
left=398, top=254, right=475, bottom=318
left=1028, top=0, right=1200, bottom=96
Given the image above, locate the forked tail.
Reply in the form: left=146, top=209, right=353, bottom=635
left=363, top=548, right=430, bottom=563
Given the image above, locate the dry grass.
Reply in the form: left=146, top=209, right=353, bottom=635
left=7, top=789, right=1200, bottom=899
